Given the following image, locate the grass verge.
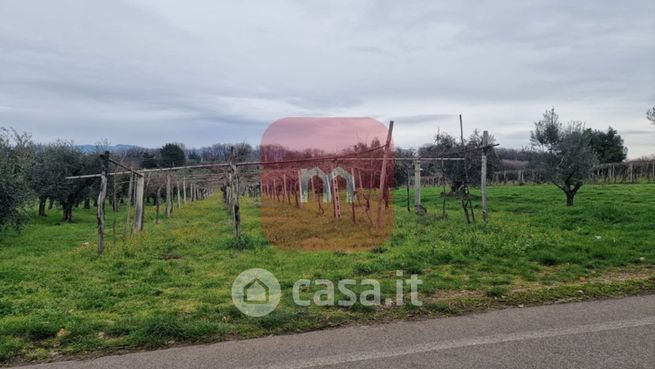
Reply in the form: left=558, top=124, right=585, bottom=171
left=0, top=183, right=653, bottom=364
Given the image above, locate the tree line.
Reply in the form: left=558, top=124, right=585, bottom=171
left=494, top=125, right=627, bottom=165
left=400, top=107, right=649, bottom=207
left=0, top=135, right=258, bottom=231
left=1, top=107, right=651, bottom=230
left=525, top=107, right=653, bottom=206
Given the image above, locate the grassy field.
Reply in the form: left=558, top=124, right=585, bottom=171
left=0, top=184, right=654, bottom=364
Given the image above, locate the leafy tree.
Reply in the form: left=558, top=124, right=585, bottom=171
left=0, top=128, right=34, bottom=230
left=647, top=107, right=655, bottom=125
left=27, top=145, right=59, bottom=216
left=586, top=126, right=627, bottom=163
left=59, top=151, right=100, bottom=222
left=141, top=152, right=159, bottom=169
left=529, top=108, right=598, bottom=207
left=419, top=130, right=498, bottom=192
left=29, top=141, right=99, bottom=222
left=187, top=150, right=201, bottom=164
left=160, top=143, right=186, bottom=168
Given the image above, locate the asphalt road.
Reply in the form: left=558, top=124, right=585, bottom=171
left=19, top=295, right=655, bottom=369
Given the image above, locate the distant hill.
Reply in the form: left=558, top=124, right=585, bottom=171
left=76, top=144, right=141, bottom=154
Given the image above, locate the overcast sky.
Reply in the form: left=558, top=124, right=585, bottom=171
left=1, top=0, right=654, bottom=157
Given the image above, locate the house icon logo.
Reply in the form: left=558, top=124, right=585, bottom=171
left=245, top=278, right=268, bottom=303
left=231, top=268, right=281, bottom=317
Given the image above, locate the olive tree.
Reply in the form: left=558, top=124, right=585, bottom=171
left=28, top=141, right=99, bottom=222
left=586, top=127, right=627, bottom=163
left=419, top=130, right=498, bottom=192
left=0, top=128, right=34, bottom=230
left=530, top=108, right=598, bottom=206
left=29, top=143, right=59, bottom=215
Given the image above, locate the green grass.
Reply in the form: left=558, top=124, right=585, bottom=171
left=0, top=184, right=654, bottom=364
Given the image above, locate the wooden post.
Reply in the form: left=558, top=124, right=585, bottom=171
left=611, top=164, right=615, bottom=183
left=440, top=160, right=447, bottom=219
left=331, top=165, right=341, bottom=219
left=111, top=173, right=118, bottom=212
left=231, top=162, right=241, bottom=239
left=124, top=173, right=133, bottom=238
left=414, top=159, right=422, bottom=213
left=293, top=179, right=300, bottom=208
left=316, top=178, right=324, bottom=215
left=165, top=174, right=172, bottom=218
left=481, top=130, right=489, bottom=224
left=176, top=180, right=181, bottom=209
left=406, top=166, right=411, bottom=212
left=226, top=178, right=232, bottom=206
left=283, top=174, right=289, bottom=204
left=155, top=186, right=161, bottom=224
left=97, top=173, right=107, bottom=254
left=375, top=120, right=394, bottom=227
left=133, top=174, right=145, bottom=232
left=182, top=177, right=187, bottom=204
left=297, top=173, right=303, bottom=207
left=310, top=175, right=315, bottom=201
left=273, top=178, right=277, bottom=201
left=97, top=151, right=109, bottom=254
left=369, top=162, right=375, bottom=188
left=459, top=114, right=465, bottom=145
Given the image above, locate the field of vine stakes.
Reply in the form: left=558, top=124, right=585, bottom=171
left=0, top=183, right=654, bottom=364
